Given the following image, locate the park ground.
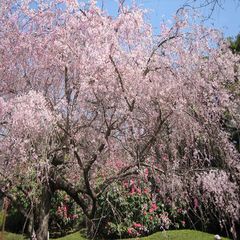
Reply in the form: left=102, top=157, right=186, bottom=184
left=2, top=229, right=230, bottom=240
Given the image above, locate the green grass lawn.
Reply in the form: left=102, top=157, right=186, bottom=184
left=53, top=231, right=85, bottom=240
left=131, top=229, right=230, bottom=240
left=2, top=231, right=25, bottom=240
left=1, top=230, right=230, bottom=240
left=1, top=231, right=85, bottom=240
left=53, top=229, right=230, bottom=240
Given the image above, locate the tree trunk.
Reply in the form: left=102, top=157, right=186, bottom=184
left=28, top=210, right=34, bottom=239
left=86, top=218, right=97, bottom=239
left=34, top=185, right=52, bottom=240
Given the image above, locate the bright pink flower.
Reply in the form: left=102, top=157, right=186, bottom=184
left=143, top=188, right=149, bottom=194
left=149, top=202, right=158, bottom=212
left=136, top=187, right=141, bottom=194
left=130, top=186, right=136, bottom=195
left=133, top=222, right=142, bottom=228
left=127, top=228, right=133, bottom=235
left=130, top=179, right=135, bottom=185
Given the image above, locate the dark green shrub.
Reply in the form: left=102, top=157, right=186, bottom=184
left=49, top=191, right=84, bottom=237
left=95, top=173, right=187, bottom=239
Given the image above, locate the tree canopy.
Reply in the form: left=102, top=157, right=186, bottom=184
left=0, top=1, right=239, bottom=239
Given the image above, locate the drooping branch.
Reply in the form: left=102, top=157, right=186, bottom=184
left=143, top=30, right=179, bottom=77
left=139, top=110, right=173, bottom=161
left=53, top=173, right=91, bottom=218
left=109, top=55, right=135, bottom=111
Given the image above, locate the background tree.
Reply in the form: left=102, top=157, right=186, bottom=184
left=229, top=34, right=240, bottom=53
left=223, top=34, right=240, bottom=153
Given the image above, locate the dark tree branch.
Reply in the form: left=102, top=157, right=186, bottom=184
left=109, top=55, right=135, bottom=111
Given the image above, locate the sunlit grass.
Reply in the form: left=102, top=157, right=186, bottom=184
left=2, top=229, right=230, bottom=240
left=53, top=231, right=85, bottom=240
left=2, top=231, right=25, bottom=240
left=132, top=229, right=230, bottom=240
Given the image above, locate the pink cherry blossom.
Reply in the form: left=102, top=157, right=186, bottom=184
left=0, top=1, right=239, bottom=239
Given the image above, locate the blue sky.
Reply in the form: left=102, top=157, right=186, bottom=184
left=93, top=0, right=240, bottom=38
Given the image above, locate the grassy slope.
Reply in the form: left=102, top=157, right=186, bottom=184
left=135, top=230, right=230, bottom=240
left=53, top=229, right=230, bottom=240
left=1, top=231, right=85, bottom=240
left=1, top=230, right=230, bottom=240
left=53, top=232, right=85, bottom=240
left=2, top=231, right=25, bottom=240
